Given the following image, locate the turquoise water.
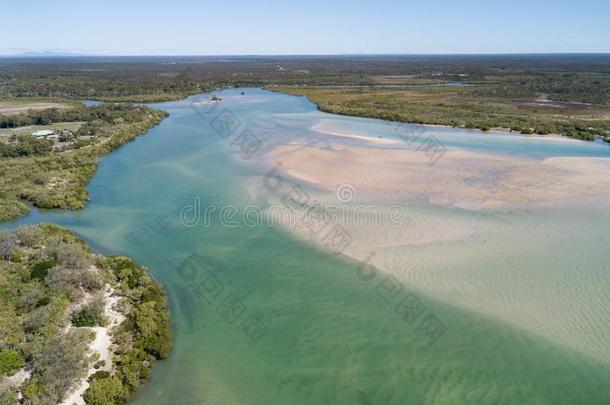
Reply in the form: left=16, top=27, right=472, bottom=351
left=4, top=89, right=610, bottom=404
left=316, top=113, right=610, bottom=159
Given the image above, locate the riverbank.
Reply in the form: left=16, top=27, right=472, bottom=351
left=0, top=224, right=171, bottom=404
left=271, top=86, right=610, bottom=141
left=0, top=103, right=168, bottom=222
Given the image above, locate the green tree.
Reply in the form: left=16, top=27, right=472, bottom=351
left=84, top=376, right=129, bottom=405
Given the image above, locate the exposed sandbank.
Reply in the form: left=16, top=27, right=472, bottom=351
left=270, top=140, right=610, bottom=209
left=253, top=129, right=610, bottom=363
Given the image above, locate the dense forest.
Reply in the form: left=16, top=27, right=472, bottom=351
left=0, top=224, right=170, bottom=404
left=1, top=55, right=609, bottom=103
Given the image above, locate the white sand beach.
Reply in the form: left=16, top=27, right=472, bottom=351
left=310, top=121, right=403, bottom=145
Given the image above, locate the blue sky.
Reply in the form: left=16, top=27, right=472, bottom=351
left=2, top=0, right=609, bottom=55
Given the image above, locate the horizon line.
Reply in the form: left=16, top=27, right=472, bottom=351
left=2, top=51, right=610, bottom=59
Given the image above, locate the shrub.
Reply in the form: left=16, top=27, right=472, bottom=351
left=72, top=299, right=106, bottom=327
left=29, top=258, right=57, bottom=280
left=56, top=243, right=91, bottom=269
left=84, top=376, right=129, bottom=405
left=0, top=349, right=25, bottom=376
left=16, top=281, right=47, bottom=311
left=22, top=297, right=68, bottom=334
left=93, top=359, right=106, bottom=369
left=88, top=370, right=110, bottom=382
left=22, top=382, right=45, bottom=401
left=47, top=264, right=103, bottom=300
left=0, top=231, right=15, bottom=261
left=28, top=329, right=91, bottom=403
left=0, top=388, right=18, bottom=404
left=0, top=226, right=171, bottom=404
left=37, top=295, right=51, bottom=307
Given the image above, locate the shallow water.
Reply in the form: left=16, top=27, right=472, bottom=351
left=4, top=88, right=610, bottom=404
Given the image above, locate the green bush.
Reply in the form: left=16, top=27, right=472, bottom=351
left=84, top=376, right=129, bottom=405
left=37, top=295, right=51, bottom=307
left=22, top=382, right=44, bottom=400
left=0, top=349, right=25, bottom=375
left=29, top=258, right=56, bottom=280
left=88, top=370, right=111, bottom=382
left=72, top=300, right=105, bottom=327
left=0, top=135, right=53, bottom=158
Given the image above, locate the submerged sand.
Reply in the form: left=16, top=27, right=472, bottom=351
left=249, top=129, right=610, bottom=363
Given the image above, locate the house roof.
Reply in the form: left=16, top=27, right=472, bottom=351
left=32, top=130, right=56, bottom=136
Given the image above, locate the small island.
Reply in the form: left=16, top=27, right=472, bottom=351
left=0, top=224, right=171, bottom=404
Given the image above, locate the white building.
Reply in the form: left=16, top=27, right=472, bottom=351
left=32, top=130, right=58, bottom=139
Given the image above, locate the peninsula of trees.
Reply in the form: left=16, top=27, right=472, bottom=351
left=0, top=224, right=171, bottom=404
left=0, top=103, right=167, bottom=222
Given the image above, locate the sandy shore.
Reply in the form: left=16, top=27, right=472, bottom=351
left=60, top=287, right=125, bottom=405
left=310, top=121, right=403, bottom=145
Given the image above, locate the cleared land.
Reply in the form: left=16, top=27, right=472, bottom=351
left=0, top=99, right=73, bottom=115
left=0, top=121, right=84, bottom=141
